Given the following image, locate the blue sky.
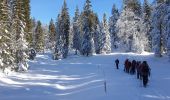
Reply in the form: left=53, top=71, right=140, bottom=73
left=30, top=0, right=153, bottom=24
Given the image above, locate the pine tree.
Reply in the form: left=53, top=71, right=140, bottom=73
left=72, top=6, right=81, bottom=55
left=54, top=14, right=63, bottom=60
left=100, top=13, right=111, bottom=54
left=59, top=0, right=70, bottom=58
left=0, top=0, right=15, bottom=71
left=30, top=18, right=37, bottom=48
left=22, top=0, right=32, bottom=47
left=166, top=7, right=170, bottom=60
left=69, top=22, right=73, bottom=49
left=163, top=2, right=170, bottom=60
left=93, top=14, right=102, bottom=54
left=143, top=0, right=152, bottom=52
left=151, top=0, right=168, bottom=57
left=35, top=21, right=44, bottom=52
left=168, top=37, right=170, bottom=61
left=124, top=0, right=141, bottom=16
left=116, top=0, right=145, bottom=53
left=43, top=24, right=50, bottom=51
left=12, top=0, right=29, bottom=71
left=49, top=19, right=56, bottom=51
left=109, top=4, right=119, bottom=50
left=80, top=0, right=96, bottom=56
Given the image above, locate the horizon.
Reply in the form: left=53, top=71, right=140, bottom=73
left=30, top=0, right=154, bottom=25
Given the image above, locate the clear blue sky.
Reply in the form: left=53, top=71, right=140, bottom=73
left=30, top=0, right=153, bottom=24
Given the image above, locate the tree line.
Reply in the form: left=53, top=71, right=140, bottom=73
left=0, top=0, right=170, bottom=72
left=52, top=0, right=170, bottom=60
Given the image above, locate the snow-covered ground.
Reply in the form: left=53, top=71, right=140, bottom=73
left=0, top=52, right=170, bottom=100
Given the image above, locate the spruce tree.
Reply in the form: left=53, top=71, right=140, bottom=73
left=49, top=19, right=56, bottom=51
left=54, top=14, right=63, bottom=60
left=116, top=0, right=145, bottom=53
left=69, top=22, right=73, bottom=49
left=72, top=6, right=81, bottom=55
left=59, top=0, right=70, bottom=58
left=168, top=37, right=170, bottom=61
left=151, top=0, right=167, bottom=57
left=93, top=14, right=102, bottom=54
left=0, top=0, right=15, bottom=71
left=35, top=21, right=44, bottom=52
left=101, top=13, right=111, bottom=54
left=143, top=0, right=152, bottom=52
left=124, top=0, right=141, bottom=16
left=12, top=0, right=29, bottom=71
left=80, top=0, right=96, bottom=56
left=22, top=0, right=32, bottom=47
left=109, top=4, right=119, bottom=50
left=30, top=18, right=37, bottom=48
left=163, top=2, right=170, bottom=59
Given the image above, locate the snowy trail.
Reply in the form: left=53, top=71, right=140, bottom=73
left=0, top=53, right=170, bottom=100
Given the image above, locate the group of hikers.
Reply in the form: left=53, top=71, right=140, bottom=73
left=115, top=59, right=151, bottom=87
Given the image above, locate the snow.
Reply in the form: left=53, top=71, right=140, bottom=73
left=0, top=52, right=170, bottom=100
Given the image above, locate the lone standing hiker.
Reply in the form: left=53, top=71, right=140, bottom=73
left=115, top=59, right=119, bottom=69
left=141, top=61, right=151, bottom=87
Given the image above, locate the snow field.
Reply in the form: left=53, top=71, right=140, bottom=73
left=0, top=52, right=170, bottom=100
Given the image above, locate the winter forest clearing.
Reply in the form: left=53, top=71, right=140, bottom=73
left=1, top=0, right=170, bottom=100
left=0, top=52, right=170, bottom=100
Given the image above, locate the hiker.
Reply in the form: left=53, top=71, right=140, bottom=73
left=124, top=59, right=129, bottom=72
left=130, top=60, right=136, bottom=75
left=127, top=61, right=132, bottom=73
left=136, top=61, right=142, bottom=79
left=28, top=48, right=36, bottom=60
left=141, top=61, right=151, bottom=87
left=115, top=59, right=119, bottom=69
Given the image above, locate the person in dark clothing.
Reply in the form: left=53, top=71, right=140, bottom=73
left=127, top=61, right=132, bottom=73
left=124, top=59, right=129, bottom=72
left=136, top=61, right=142, bottom=79
left=141, top=61, right=151, bottom=87
left=115, top=59, right=119, bottom=69
left=29, top=49, right=36, bottom=60
left=130, top=60, right=136, bottom=75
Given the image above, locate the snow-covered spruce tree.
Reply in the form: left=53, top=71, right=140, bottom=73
left=54, top=14, right=63, bottom=60
left=100, top=13, right=111, bottom=54
left=163, top=1, right=170, bottom=59
left=12, top=0, right=29, bottom=71
left=123, top=0, right=142, bottom=15
left=109, top=4, right=119, bottom=50
left=163, top=1, right=170, bottom=52
left=0, top=0, right=16, bottom=72
left=93, top=14, right=102, bottom=54
left=116, top=0, right=145, bottom=53
left=49, top=19, right=56, bottom=51
left=168, top=36, right=170, bottom=61
left=58, top=0, right=70, bottom=58
left=166, top=1, right=170, bottom=60
left=72, top=6, right=81, bottom=55
left=30, top=18, right=37, bottom=48
left=22, top=0, right=32, bottom=47
left=151, top=1, right=168, bottom=57
left=143, top=0, right=152, bottom=52
left=43, top=24, right=50, bottom=51
left=69, top=22, right=73, bottom=49
left=80, top=0, right=96, bottom=56
left=34, top=21, right=44, bottom=52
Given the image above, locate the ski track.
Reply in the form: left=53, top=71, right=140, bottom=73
left=0, top=52, right=170, bottom=100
